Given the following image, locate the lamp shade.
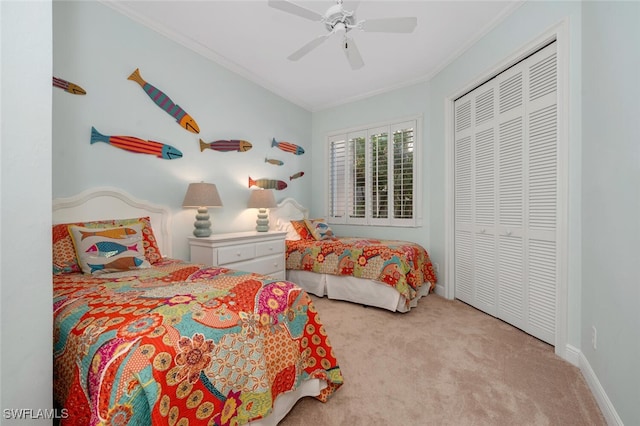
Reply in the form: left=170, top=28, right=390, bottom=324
left=247, top=189, right=277, bottom=209
left=182, top=182, right=223, bottom=208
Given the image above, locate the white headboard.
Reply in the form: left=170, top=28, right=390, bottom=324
left=270, top=197, right=309, bottom=226
left=52, top=187, right=172, bottom=257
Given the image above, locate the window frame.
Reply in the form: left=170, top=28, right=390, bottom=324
left=326, top=115, right=422, bottom=227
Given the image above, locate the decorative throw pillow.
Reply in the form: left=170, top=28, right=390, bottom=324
left=276, top=219, right=300, bottom=241
left=304, top=218, right=335, bottom=241
left=53, top=216, right=162, bottom=274
left=68, top=223, right=150, bottom=274
left=290, top=220, right=314, bottom=240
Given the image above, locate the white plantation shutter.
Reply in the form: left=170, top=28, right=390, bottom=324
left=328, top=117, right=419, bottom=226
left=391, top=122, right=415, bottom=222
left=370, top=127, right=389, bottom=223
left=454, top=42, right=558, bottom=344
left=347, top=132, right=367, bottom=224
left=328, top=135, right=347, bottom=222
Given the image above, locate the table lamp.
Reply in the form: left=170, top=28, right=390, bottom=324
left=247, top=189, right=276, bottom=232
left=182, top=182, right=222, bottom=237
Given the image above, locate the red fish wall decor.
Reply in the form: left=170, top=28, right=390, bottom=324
left=90, top=127, right=182, bottom=160
left=271, top=138, right=304, bottom=155
left=289, top=171, right=304, bottom=181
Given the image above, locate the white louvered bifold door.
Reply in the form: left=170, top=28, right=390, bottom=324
left=454, top=42, right=557, bottom=344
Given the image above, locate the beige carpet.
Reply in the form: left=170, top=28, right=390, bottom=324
left=280, top=294, right=605, bottom=426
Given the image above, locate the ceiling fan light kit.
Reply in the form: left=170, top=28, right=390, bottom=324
left=268, top=0, right=418, bottom=70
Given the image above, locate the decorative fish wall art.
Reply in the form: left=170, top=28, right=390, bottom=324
left=128, top=68, right=200, bottom=134
left=52, top=76, right=86, bottom=95
left=249, top=176, right=288, bottom=190
left=90, top=127, right=183, bottom=160
left=272, top=138, right=304, bottom=155
left=265, top=158, right=284, bottom=166
left=290, top=171, right=304, bottom=181
left=199, top=139, right=252, bottom=152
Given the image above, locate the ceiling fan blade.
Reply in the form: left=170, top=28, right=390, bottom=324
left=343, top=37, right=364, bottom=70
left=361, top=17, right=418, bottom=33
left=288, top=34, right=332, bottom=61
left=268, top=0, right=323, bottom=22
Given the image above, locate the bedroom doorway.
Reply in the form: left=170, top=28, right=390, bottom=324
left=444, top=24, right=569, bottom=357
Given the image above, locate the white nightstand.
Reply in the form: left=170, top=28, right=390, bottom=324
left=188, top=231, right=288, bottom=280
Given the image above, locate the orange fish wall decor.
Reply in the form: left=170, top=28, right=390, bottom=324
left=53, top=76, right=86, bottom=95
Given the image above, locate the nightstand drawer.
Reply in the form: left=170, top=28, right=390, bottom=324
left=255, top=240, right=284, bottom=257
left=218, top=244, right=255, bottom=264
left=233, top=254, right=284, bottom=277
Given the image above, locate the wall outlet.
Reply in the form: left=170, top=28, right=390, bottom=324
left=591, top=326, right=597, bottom=350
left=434, top=263, right=440, bottom=274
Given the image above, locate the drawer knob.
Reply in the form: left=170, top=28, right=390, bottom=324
left=236, top=252, right=241, bottom=256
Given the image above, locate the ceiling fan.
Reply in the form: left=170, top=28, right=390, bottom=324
left=268, top=0, right=418, bottom=70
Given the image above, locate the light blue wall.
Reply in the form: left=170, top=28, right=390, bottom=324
left=582, top=2, right=640, bottom=424
left=53, top=1, right=312, bottom=261
left=314, top=1, right=640, bottom=423
left=313, top=2, right=583, bottom=342
left=6, top=0, right=633, bottom=423
left=1, top=0, right=53, bottom=420
left=311, top=84, right=432, bottom=243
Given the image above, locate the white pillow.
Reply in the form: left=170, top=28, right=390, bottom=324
left=68, top=223, right=150, bottom=274
left=276, top=219, right=301, bottom=241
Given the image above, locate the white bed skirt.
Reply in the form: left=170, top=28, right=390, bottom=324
left=287, top=270, right=430, bottom=313
left=248, top=378, right=326, bottom=425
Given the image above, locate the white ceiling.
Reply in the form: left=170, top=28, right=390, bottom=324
left=105, top=0, right=522, bottom=111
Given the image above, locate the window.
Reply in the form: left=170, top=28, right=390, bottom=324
left=327, top=117, right=420, bottom=227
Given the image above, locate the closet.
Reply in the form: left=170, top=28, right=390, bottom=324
left=454, top=42, right=558, bottom=345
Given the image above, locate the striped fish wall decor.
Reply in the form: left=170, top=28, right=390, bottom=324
left=128, top=68, right=200, bottom=134
left=90, top=127, right=182, bottom=160
left=199, top=139, right=252, bottom=152
left=53, top=76, right=86, bottom=95
left=271, top=138, right=304, bottom=155
left=248, top=176, right=288, bottom=190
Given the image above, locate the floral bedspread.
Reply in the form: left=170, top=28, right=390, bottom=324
left=53, top=258, right=343, bottom=426
left=285, top=237, right=437, bottom=306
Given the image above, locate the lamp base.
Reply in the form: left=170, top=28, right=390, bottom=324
left=256, top=208, right=269, bottom=232
left=193, top=207, right=212, bottom=237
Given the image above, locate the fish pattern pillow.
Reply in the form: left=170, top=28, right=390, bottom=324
left=68, top=224, right=150, bottom=274
left=290, top=220, right=314, bottom=240
left=304, top=218, right=336, bottom=241
left=53, top=216, right=162, bottom=274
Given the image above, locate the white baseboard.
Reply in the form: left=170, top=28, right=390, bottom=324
left=563, top=343, right=581, bottom=366
left=577, top=349, right=623, bottom=426
left=434, top=283, right=447, bottom=298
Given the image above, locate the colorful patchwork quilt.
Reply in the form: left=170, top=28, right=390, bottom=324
left=285, top=238, right=437, bottom=306
left=53, top=259, right=343, bottom=425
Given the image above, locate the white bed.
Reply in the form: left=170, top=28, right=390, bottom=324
left=270, top=198, right=432, bottom=313
left=52, top=187, right=335, bottom=426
